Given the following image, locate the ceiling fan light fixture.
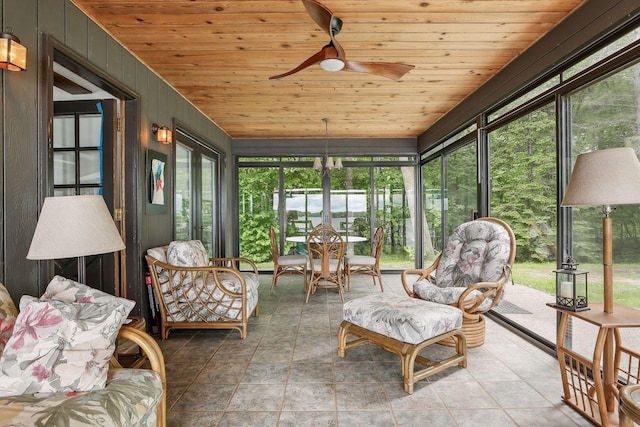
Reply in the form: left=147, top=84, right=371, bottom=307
left=320, top=58, right=344, bottom=72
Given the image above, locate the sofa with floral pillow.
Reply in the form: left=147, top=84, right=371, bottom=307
left=0, top=277, right=166, bottom=427
left=145, top=239, right=260, bottom=339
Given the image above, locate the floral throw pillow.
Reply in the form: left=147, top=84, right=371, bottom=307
left=40, top=275, right=135, bottom=308
left=0, top=295, right=133, bottom=397
left=0, top=283, right=18, bottom=359
left=167, top=240, right=209, bottom=267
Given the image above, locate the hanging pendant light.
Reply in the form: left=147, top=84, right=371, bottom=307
left=317, top=118, right=342, bottom=176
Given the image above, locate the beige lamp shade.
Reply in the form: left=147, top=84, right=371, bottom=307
left=561, top=147, right=640, bottom=207
left=27, top=195, right=125, bottom=260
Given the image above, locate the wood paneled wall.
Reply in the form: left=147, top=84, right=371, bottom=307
left=0, top=0, right=232, bottom=318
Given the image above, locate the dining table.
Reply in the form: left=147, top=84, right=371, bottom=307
left=285, top=235, right=367, bottom=256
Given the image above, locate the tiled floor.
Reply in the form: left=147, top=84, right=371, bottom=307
left=157, top=273, right=594, bottom=427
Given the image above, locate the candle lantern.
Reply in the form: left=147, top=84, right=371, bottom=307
left=554, top=256, right=589, bottom=311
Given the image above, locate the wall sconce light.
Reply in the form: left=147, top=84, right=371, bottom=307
left=0, top=29, right=27, bottom=71
left=152, top=123, right=172, bottom=144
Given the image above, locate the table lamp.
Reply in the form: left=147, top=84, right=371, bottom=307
left=561, top=147, right=640, bottom=314
left=27, top=195, right=125, bottom=284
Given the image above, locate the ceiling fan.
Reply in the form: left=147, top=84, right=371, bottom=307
left=269, top=0, right=415, bottom=81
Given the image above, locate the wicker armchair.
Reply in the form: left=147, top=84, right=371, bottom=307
left=401, top=217, right=515, bottom=347
left=145, top=241, right=259, bottom=339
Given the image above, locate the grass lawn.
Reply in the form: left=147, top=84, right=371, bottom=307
left=514, top=262, right=640, bottom=308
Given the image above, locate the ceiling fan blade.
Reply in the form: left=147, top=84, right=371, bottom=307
left=268, top=49, right=328, bottom=80
left=302, top=0, right=343, bottom=37
left=342, top=61, right=415, bottom=81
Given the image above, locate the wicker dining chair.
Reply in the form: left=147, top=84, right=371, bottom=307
left=306, top=224, right=345, bottom=303
left=344, top=226, right=385, bottom=292
left=269, top=227, right=308, bottom=294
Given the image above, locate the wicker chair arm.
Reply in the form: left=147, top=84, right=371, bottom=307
left=209, top=257, right=258, bottom=274
left=110, top=326, right=166, bottom=427
left=400, top=254, right=441, bottom=297
left=456, top=278, right=506, bottom=317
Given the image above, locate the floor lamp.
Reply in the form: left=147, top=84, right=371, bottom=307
left=27, top=195, right=125, bottom=287
left=561, top=147, right=640, bottom=314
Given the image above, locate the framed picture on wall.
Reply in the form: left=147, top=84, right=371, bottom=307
left=147, top=149, right=167, bottom=215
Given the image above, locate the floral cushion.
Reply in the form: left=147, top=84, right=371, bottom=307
left=40, top=276, right=135, bottom=308
left=0, top=367, right=162, bottom=427
left=146, top=245, right=169, bottom=264
left=0, top=284, right=17, bottom=359
left=0, top=291, right=134, bottom=397
left=413, top=280, right=493, bottom=311
left=435, top=220, right=511, bottom=289
left=167, top=240, right=209, bottom=267
left=343, top=294, right=462, bottom=345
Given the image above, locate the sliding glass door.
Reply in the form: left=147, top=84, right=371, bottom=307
left=174, top=129, right=222, bottom=256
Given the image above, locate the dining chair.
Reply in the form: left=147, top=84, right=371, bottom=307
left=306, top=224, right=345, bottom=303
left=344, top=226, right=384, bottom=292
left=269, top=227, right=308, bottom=294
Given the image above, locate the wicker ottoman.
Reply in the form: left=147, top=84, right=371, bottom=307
left=338, top=293, right=467, bottom=393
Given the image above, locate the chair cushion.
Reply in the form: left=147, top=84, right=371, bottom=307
left=0, top=368, right=162, bottom=427
left=278, top=254, right=307, bottom=266
left=435, top=220, right=511, bottom=289
left=413, top=280, right=493, bottom=311
left=345, top=255, right=376, bottom=266
left=343, top=294, right=462, bottom=345
left=167, top=240, right=209, bottom=267
left=146, top=245, right=169, bottom=264
left=311, top=259, right=340, bottom=273
left=0, top=294, right=134, bottom=397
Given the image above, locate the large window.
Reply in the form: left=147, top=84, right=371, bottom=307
left=238, top=158, right=415, bottom=270
left=567, top=60, right=640, bottom=311
left=420, top=24, right=640, bottom=353
left=489, top=102, right=557, bottom=343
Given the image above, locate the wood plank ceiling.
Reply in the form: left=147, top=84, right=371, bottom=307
left=71, top=0, right=586, bottom=139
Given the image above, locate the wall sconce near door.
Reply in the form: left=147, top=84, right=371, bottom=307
left=314, top=118, right=342, bottom=176
left=0, top=29, right=27, bottom=71
left=152, top=123, right=172, bottom=144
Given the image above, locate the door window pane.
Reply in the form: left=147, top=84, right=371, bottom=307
left=175, top=143, right=192, bottom=241
left=79, top=151, right=101, bottom=184
left=201, top=155, right=217, bottom=255
left=79, top=114, right=102, bottom=147
left=54, top=152, right=76, bottom=185
left=53, top=116, right=75, bottom=148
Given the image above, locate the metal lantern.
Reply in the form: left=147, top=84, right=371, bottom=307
left=554, top=256, right=589, bottom=311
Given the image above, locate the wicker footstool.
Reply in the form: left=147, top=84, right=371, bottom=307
left=338, top=293, right=467, bottom=393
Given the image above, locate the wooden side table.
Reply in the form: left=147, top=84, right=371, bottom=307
left=115, top=317, right=148, bottom=368
left=549, top=303, right=640, bottom=426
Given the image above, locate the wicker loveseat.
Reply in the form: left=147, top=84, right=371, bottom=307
left=146, top=240, right=260, bottom=339
left=0, top=279, right=166, bottom=427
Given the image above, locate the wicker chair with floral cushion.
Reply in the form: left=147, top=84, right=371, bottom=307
left=145, top=240, right=260, bottom=339
left=401, top=217, right=515, bottom=348
left=0, top=278, right=166, bottom=427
